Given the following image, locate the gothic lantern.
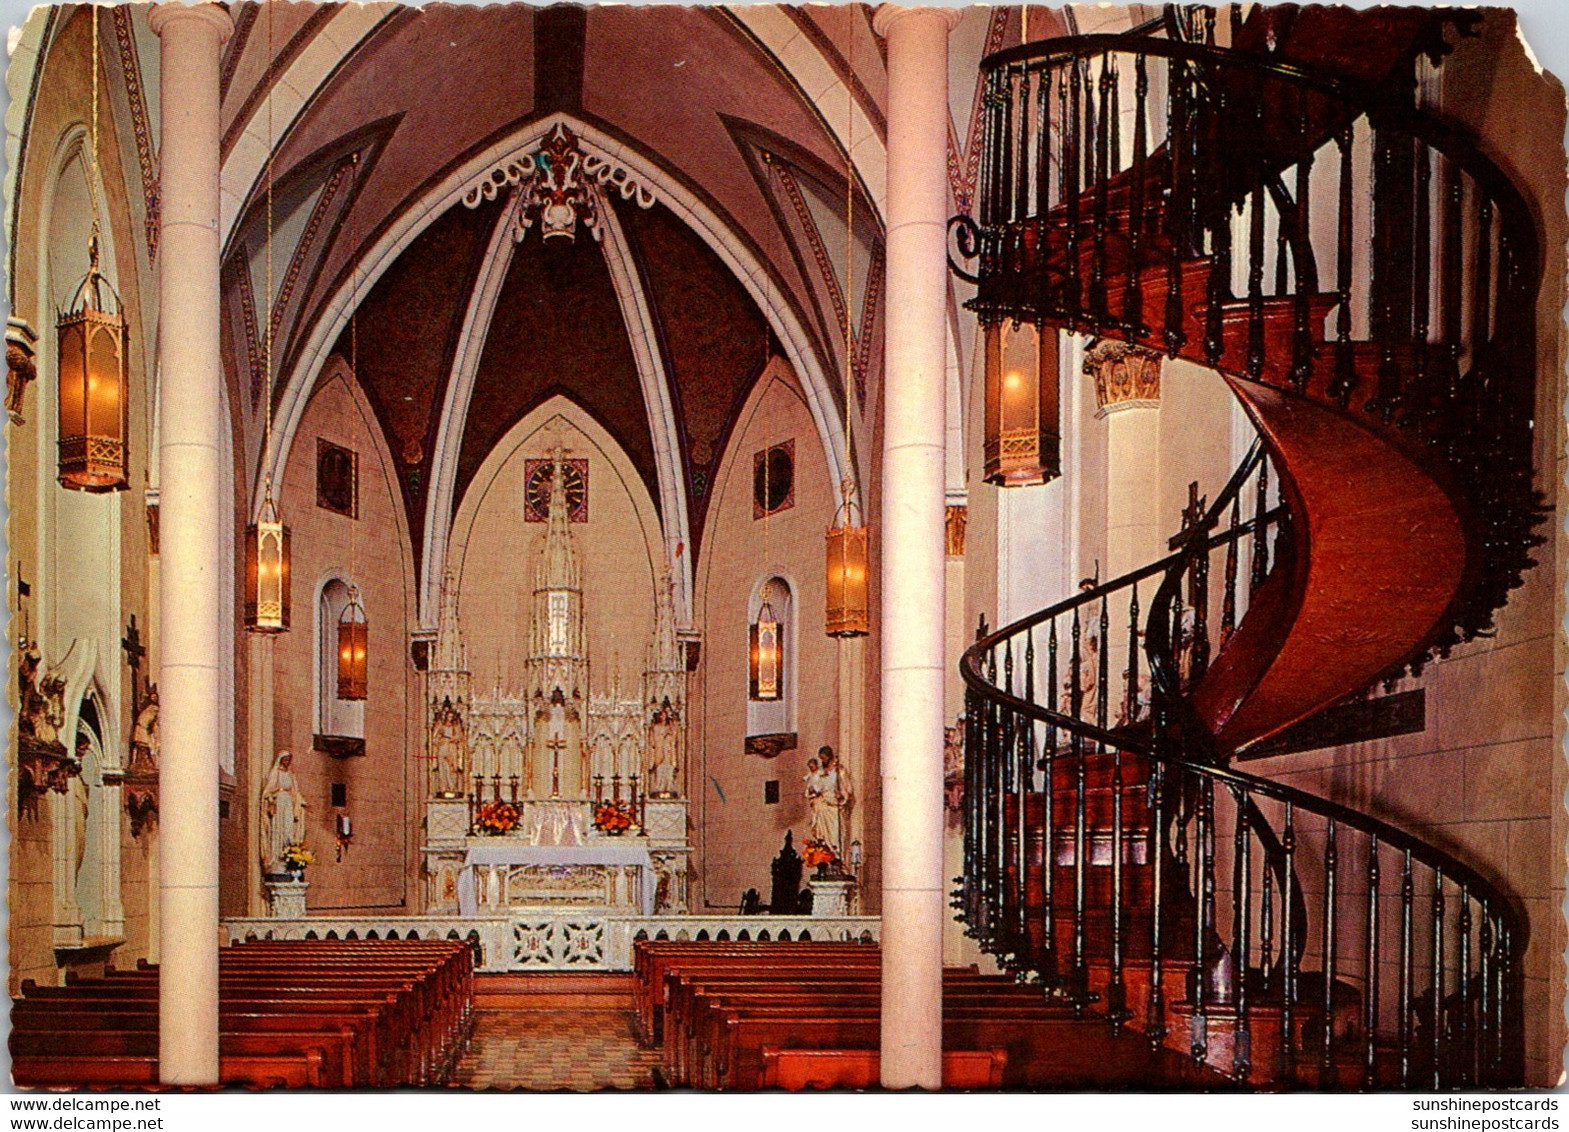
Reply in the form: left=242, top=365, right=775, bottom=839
left=244, top=495, right=292, bottom=633
left=337, top=587, right=368, bottom=700
left=982, top=319, right=1060, bottom=487
left=56, top=236, right=129, bottom=492
left=825, top=497, right=870, bottom=638
left=749, top=597, right=783, bottom=701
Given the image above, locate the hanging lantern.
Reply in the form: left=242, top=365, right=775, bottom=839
left=749, top=595, right=783, bottom=701
left=244, top=494, right=291, bottom=633
left=982, top=319, right=1060, bottom=487
left=56, top=236, right=129, bottom=492
left=825, top=493, right=870, bottom=638
left=337, top=587, right=368, bottom=700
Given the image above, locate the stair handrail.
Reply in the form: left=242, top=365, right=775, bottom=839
left=960, top=439, right=1526, bottom=1083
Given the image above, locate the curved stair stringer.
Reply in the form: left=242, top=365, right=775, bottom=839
left=1196, top=377, right=1467, bottom=755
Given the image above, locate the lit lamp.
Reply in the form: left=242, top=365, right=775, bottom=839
left=825, top=492, right=869, bottom=638
left=749, top=592, right=782, bottom=701
left=244, top=494, right=291, bottom=633
left=982, top=319, right=1060, bottom=487
left=56, top=236, right=129, bottom=492
left=337, top=588, right=368, bottom=700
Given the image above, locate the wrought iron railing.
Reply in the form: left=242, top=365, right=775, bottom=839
left=950, top=30, right=1543, bottom=662
left=958, top=442, right=1525, bottom=1086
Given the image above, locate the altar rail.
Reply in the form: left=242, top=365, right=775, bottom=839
left=223, top=915, right=881, bottom=973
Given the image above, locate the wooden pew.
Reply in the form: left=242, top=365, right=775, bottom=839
left=634, top=942, right=881, bottom=1042
left=664, top=972, right=1017, bottom=1083
left=759, top=1047, right=1008, bottom=1090
left=11, top=1050, right=328, bottom=1090
left=11, top=938, right=476, bottom=1089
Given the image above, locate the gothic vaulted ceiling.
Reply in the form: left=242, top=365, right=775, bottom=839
left=213, top=3, right=908, bottom=590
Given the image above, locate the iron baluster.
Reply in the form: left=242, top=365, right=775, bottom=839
left=1000, top=68, right=1017, bottom=227
left=1125, top=582, right=1142, bottom=725
left=1191, top=775, right=1215, bottom=1063
left=1090, top=54, right=1111, bottom=328
left=1069, top=606, right=1089, bottom=1005
left=1204, top=200, right=1232, bottom=366
left=1126, top=52, right=1149, bottom=336
left=1399, top=848, right=1414, bottom=1087
left=1332, top=124, right=1356, bottom=407
left=1015, top=638, right=1034, bottom=957
left=1364, top=833, right=1381, bottom=1087
left=1370, top=122, right=1403, bottom=424
left=1145, top=757, right=1169, bottom=1049
left=1003, top=639, right=1018, bottom=958
left=1457, top=884, right=1472, bottom=1086
left=1250, top=456, right=1270, bottom=595
left=1043, top=619, right=1059, bottom=983
left=1098, top=592, right=1124, bottom=1022
left=1221, top=499, right=1240, bottom=642
left=1064, top=58, right=1082, bottom=326
left=1013, top=69, right=1030, bottom=230
left=1035, top=66, right=1053, bottom=220
left=1408, top=139, right=1433, bottom=430
left=1321, top=817, right=1339, bottom=1076
left=1280, top=801, right=1298, bottom=1083
left=1440, top=156, right=1464, bottom=411
left=1232, top=786, right=1253, bottom=1079
left=1247, top=168, right=1267, bottom=381
left=1259, top=828, right=1275, bottom=995
left=1430, top=872, right=1445, bottom=1089
left=1291, top=95, right=1315, bottom=391
left=1163, top=56, right=1188, bottom=353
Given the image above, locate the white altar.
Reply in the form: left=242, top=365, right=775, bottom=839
left=420, top=449, right=694, bottom=917
left=456, top=841, right=655, bottom=915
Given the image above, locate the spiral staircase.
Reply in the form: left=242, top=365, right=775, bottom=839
left=950, top=8, right=1542, bottom=1088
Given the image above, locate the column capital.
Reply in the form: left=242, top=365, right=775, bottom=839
left=148, top=3, right=235, bottom=43
left=1084, top=337, right=1163, bottom=416
left=872, top=5, right=964, bottom=38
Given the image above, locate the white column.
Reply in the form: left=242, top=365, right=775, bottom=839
left=149, top=1, right=234, bottom=1086
left=873, top=3, right=961, bottom=1091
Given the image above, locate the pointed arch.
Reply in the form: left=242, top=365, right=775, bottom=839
left=262, top=114, right=855, bottom=611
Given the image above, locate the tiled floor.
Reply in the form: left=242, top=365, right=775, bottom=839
left=447, top=1008, right=662, bottom=1091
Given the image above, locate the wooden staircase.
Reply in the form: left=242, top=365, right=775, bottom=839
left=952, top=5, right=1537, bottom=1090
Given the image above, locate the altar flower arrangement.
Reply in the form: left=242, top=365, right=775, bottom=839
left=802, top=838, right=839, bottom=873
left=281, top=844, right=314, bottom=874
left=475, top=800, right=521, bottom=836
left=593, top=800, right=634, bottom=835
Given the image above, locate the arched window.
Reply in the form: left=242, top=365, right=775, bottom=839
left=316, top=577, right=365, bottom=751
left=746, top=576, right=794, bottom=747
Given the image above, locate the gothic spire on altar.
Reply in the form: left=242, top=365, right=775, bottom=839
left=420, top=440, right=692, bottom=914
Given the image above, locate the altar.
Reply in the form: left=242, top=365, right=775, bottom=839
left=417, top=448, right=694, bottom=918
left=456, top=839, right=656, bottom=915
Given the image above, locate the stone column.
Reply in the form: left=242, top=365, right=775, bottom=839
left=1086, top=339, right=1164, bottom=576
left=873, top=3, right=961, bottom=1091
left=148, top=1, right=234, bottom=1086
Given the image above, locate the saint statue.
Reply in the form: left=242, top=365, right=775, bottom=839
left=260, top=750, right=308, bottom=877
left=429, top=696, right=467, bottom=797
left=129, top=684, right=159, bottom=773
left=804, top=745, right=853, bottom=855
left=646, top=697, right=681, bottom=797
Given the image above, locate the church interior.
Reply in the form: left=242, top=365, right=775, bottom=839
left=4, top=1, right=1565, bottom=1091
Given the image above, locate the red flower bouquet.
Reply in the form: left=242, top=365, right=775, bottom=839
left=474, top=800, right=521, bottom=836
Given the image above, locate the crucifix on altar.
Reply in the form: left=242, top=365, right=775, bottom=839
left=546, top=735, right=566, bottom=798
